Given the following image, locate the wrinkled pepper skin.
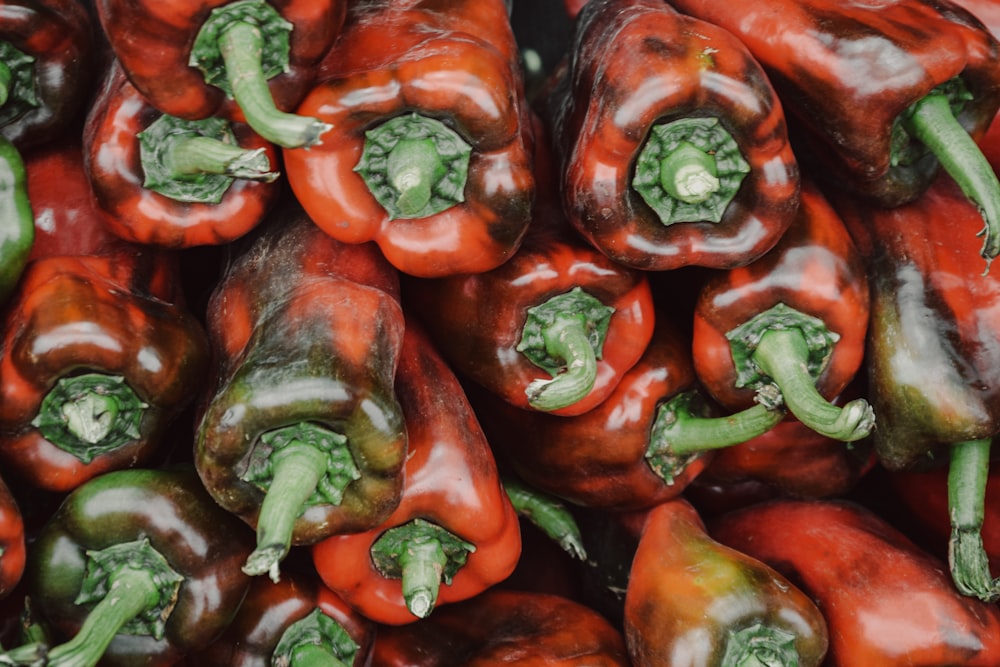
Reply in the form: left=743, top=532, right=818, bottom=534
left=370, top=589, right=631, bottom=666
left=195, top=203, right=408, bottom=566
left=547, top=0, right=800, bottom=272
left=0, top=476, right=24, bottom=600
left=625, top=497, right=829, bottom=667
left=0, top=242, right=209, bottom=493
left=711, top=499, right=1000, bottom=666
left=192, top=572, right=374, bottom=667
left=21, top=467, right=254, bottom=667
left=83, top=62, right=282, bottom=249
left=284, top=0, right=535, bottom=278
left=312, top=318, right=521, bottom=626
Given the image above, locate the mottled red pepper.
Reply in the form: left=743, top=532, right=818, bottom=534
left=0, top=476, right=24, bottom=601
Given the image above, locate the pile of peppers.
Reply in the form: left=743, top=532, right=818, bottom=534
left=4, top=0, right=1000, bottom=664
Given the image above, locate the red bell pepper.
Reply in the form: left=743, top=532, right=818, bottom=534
left=546, top=0, right=800, bottom=272
left=0, top=476, right=24, bottom=601
left=711, top=499, right=1000, bottom=666
left=625, top=497, right=829, bottom=666
left=94, top=0, right=345, bottom=148
left=312, top=317, right=521, bottom=625
left=370, top=588, right=631, bottom=666
left=669, top=0, right=1000, bottom=268
left=195, top=201, right=408, bottom=583
left=82, top=61, right=282, bottom=249
left=692, top=180, right=873, bottom=442
left=283, top=0, right=535, bottom=278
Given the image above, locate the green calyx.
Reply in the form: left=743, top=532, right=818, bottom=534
left=139, top=114, right=278, bottom=203
left=726, top=302, right=874, bottom=442
left=646, top=389, right=786, bottom=483
left=0, top=41, right=38, bottom=126
left=241, top=422, right=358, bottom=581
left=503, top=476, right=586, bottom=560
left=355, top=112, right=472, bottom=219
left=273, top=608, right=359, bottom=667
left=720, top=623, right=800, bottom=667
left=517, top=286, right=615, bottom=412
left=190, top=0, right=329, bottom=148
left=947, top=438, right=1000, bottom=602
left=632, top=116, right=750, bottom=225
left=31, top=373, right=148, bottom=463
left=370, top=518, right=476, bottom=619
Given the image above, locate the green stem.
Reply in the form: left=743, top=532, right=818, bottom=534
left=274, top=607, right=359, bottom=667
left=289, top=644, right=348, bottom=667
left=166, top=136, right=277, bottom=181
left=659, top=141, right=721, bottom=203
left=502, top=476, right=586, bottom=560
left=386, top=138, right=447, bottom=217
left=0, top=60, right=11, bottom=108
left=948, top=438, right=999, bottom=602
left=651, top=390, right=786, bottom=457
left=902, top=92, right=1000, bottom=267
left=398, top=540, right=448, bottom=620
left=524, top=314, right=600, bottom=412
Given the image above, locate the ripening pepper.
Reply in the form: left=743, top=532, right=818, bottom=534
left=0, top=134, right=32, bottom=304
left=195, top=201, right=408, bottom=583
left=83, top=61, right=282, bottom=249
left=0, top=476, right=24, bottom=601
left=711, top=499, right=1000, bottom=666
left=0, top=222, right=210, bottom=492
left=312, top=317, right=522, bottom=625
left=94, top=0, right=345, bottom=148
left=283, top=0, right=535, bottom=278
left=370, top=588, right=631, bottom=666
left=625, top=497, right=829, bottom=666
left=545, top=0, right=800, bottom=272
left=692, top=180, right=874, bottom=442
left=668, top=0, right=1000, bottom=268
left=0, top=467, right=253, bottom=667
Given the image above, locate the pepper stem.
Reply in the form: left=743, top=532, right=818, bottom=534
left=273, top=607, right=359, bottom=667
left=720, top=622, right=800, bottom=667
left=387, top=138, right=448, bottom=217
left=659, top=141, right=721, bottom=203
left=289, top=645, right=348, bottom=667
left=947, top=437, right=1000, bottom=602
left=901, top=90, right=1000, bottom=267
left=503, top=476, right=587, bottom=560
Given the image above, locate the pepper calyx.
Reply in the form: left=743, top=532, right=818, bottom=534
left=0, top=41, right=38, bottom=127
left=273, top=607, right=359, bottom=667
left=720, top=622, right=799, bottom=667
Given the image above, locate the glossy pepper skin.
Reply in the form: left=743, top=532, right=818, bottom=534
left=0, top=476, right=24, bottom=601
left=312, top=317, right=521, bottom=626
left=195, top=202, right=408, bottom=582
left=284, top=0, right=535, bottom=278
left=9, top=467, right=254, bottom=667
left=370, top=588, right=631, bottom=666
left=711, top=499, right=1000, bottom=666
left=0, top=134, right=32, bottom=305
left=692, top=180, right=873, bottom=443
left=0, top=211, right=210, bottom=492
left=83, top=62, right=282, bottom=249
left=668, top=0, right=1000, bottom=266
left=192, top=572, right=374, bottom=667
left=546, top=0, right=800, bottom=272
left=625, top=497, right=829, bottom=667
left=94, top=0, right=345, bottom=148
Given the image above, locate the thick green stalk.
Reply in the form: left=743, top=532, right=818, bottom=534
left=948, top=438, right=999, bottom=602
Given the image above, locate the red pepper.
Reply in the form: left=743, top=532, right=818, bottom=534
left=669, top=0, right=1000, bottom=268
left=691, top=180, right=873, bottom=443
left=370, top=588, right=631, bottom=666
left=711, top=499, right=1000, bottom=666
left=0, top=475, right=24, bottom=601
left=82, top=61, right=282, bottom=249
left=546, top=0, right=800, bottom=272
left=312, top=317, right=521, bottom=625
left=625, top=497, right=829, bottom=666
left=94, top=0, right=344, bottom=148
left=283, top=0, right=535, bottom=278
left=195, top=202, right=408, bottom=583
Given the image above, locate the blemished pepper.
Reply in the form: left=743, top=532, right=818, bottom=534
left=94, top=0, right=345, bottom=148
left=195, top=201, right=408, bottom=583
left=283, top=0, right=535, bottom=278
left=0, top=476, right=24, bottom=601
left=711, top=499, right=1000, bottom=666
left=312, top=317, right=521, bottom=625
left=1, top=467, right=254, bottom=667
left=834, top=173, right=1000, bottom=601
left=668, top=0, right=1000, bottom=268
left=691, top=180, right=874, bottom=443
left=545, top=0, right=800, bottom=272
left=0, top=228, right=210, bottom=493
left=370, top=588, right=631, bottom=666
left=625, top=497, right=829, bottom=667
left=191, top=571, right=374, bottom=667
left=83, top=61, right=282, bottom=249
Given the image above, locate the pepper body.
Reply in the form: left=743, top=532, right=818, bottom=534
left=0, top=134, right=32, bottom=304
left=0, top=475, right=24, bottom=600
left=312, top=317, right=521, bottom=625
left=283, top=0, right=535, bottom=278
left=711, top=499, right=1000, bottom=666
left=547, top=0, right=800, bottom=272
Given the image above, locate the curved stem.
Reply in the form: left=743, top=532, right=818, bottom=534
left=659, top=141, right=720, bottom=203
left=166, top=136, right=278, bottom=182
left=751, top=328, right=874, bottom=442
left=652, top=391, right=786, bottom=457
left=948, top=438, right=999, bottom=602
left=503, top=476, right=586, bottom=560
left=524, top=314, right=599, bottom=412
